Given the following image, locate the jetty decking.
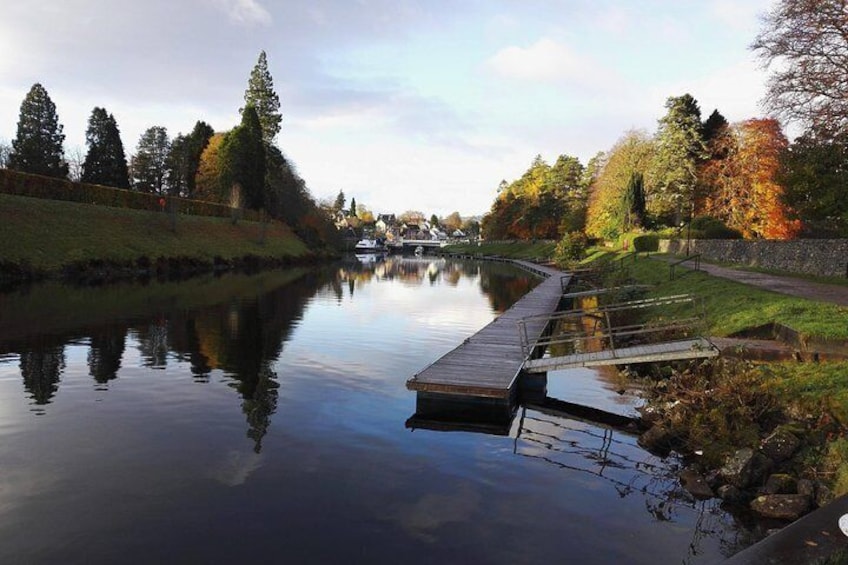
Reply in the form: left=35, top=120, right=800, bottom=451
left=522, top=337, right=719, bottom=373
left=406, top=261, right=568, bottom=399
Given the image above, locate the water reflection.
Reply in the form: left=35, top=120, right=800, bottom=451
left=20, top=342, right=65, bottom=411
left=0, top=260, right=752, bottom=563
left=0, top=260, right=534, bottom=451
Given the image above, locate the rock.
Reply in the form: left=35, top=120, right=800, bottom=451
left=638, top=425, right=678, bottom=456
left=750, top=494, right=812, bottom=521
left=680, top=469, right=715, bottom=499
left=717, top=484, right=747, bottom=504
left=815, top=482, right=834, bottom=508
left=797, top=479, right=815, bottom=498
left=760, top=428, right=801, bottom=463
left=719, top=448, right=773, bottom=489
left=763, top=473, right=798, bottom=495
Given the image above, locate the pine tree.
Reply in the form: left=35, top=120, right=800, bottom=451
left=243, top=50, right=282, bottom=144
left=220, top=105, right=266, bottom=210
left=9, top=83, right=68, bottom=178
left=131, top=126, right=170, bottom=194
left=350, top=197, right=357, bottom=218
left=81, top=107, right=130, bottom=188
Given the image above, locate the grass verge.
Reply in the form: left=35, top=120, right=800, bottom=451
left=0, top=193, right=310, bottom=272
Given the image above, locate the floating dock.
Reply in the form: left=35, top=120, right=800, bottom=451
left=406, top=261, right=567, bottom=400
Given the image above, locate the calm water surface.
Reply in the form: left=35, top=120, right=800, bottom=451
left=0, top=257, right=753, bottom=563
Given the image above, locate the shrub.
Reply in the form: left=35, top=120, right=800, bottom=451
left=554, top=231, right=588, bottom=267
left=632, top=234, right=659, bottom=252
left=690, top=216, right=743, bottom=239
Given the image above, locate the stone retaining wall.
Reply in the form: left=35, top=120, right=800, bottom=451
left=659, top=239, right=848, bottom=278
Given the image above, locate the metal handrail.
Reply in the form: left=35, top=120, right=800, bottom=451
left=517, top=293, right=707, bottom=358
left=669, top=254, right=701, bottom=280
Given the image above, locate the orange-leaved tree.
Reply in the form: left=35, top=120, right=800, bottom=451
left=700, top=118, right=800, bottom=239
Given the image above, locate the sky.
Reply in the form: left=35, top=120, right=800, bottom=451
left=0, top=0, right=776, bottom=217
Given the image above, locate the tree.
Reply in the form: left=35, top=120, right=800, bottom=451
left=586, top=130, right=654, bottom=239
left=219, top=105, right=266, bottom=210
left=334, top=190, right=346, bottom=211
left=81, top=107, right=130, bottom=188
left=168, top=121, right=214, bottom=198
left=349, top=197, right=357, bottom=218
left=194, top=133, right=226, bottom=202
left=243, top=50, right=282, bottom=143
left=780, top=132, right=848, bottom=236
left=752, top=0, right=848, bottom=137
left=700, top=119, right=800, bottom=239
left=442, top=211, right=462, bottom=232
left=131, top=126, right=170, bottom=194
left=9, top=83, right=68, bottom=178
left=650, top=94, right=706, bottom=223
left=622, top=172, right=646, bottom=230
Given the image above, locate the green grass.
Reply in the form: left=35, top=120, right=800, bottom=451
left=0, top=193, right=310, bottom=271
left=584, top=249, right=848, bottom=342
left=444, top=240, right=557, bottom=261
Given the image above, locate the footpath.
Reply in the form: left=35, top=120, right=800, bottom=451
left=652, top=255, right=848, bottom=307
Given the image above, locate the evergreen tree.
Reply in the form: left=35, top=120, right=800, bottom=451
left=81, top=107, right=130, bottom=188
left=220, top=105, right=266, bottom=210
left=334, top=190, right=346, bottom=211
left=350, top=197, right=357, bottom=218
left=243, top=50, right=282, bottom=144
left=651, top=93, right=707, bottom=223
left=131, top=126, right=170, bottom=194
left=702, top=109, right=729, bottom=144
left=622, top=172, right=646, bottom=229
left=9, top=83, right=68, bottom=178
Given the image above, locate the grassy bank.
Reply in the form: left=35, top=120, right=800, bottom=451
left=444, top=240, right=556, bottom=261
left=0, top=193, right=311, bottom=274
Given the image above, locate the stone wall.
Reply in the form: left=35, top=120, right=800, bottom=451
left=658, top=239, right=848, bottom=278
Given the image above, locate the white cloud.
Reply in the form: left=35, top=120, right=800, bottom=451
left=215, top=0, right=272, bottom=26
left=485, top=37, right=619, bottom=92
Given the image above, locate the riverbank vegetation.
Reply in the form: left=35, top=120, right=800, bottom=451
left=0, top=51, right=338, bottom=278
left=0, top=192, right=314, bottom=281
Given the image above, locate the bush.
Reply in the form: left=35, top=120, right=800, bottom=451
left=690, top=216, right=743, bottom=239
left=554, top=231, right=588, bottom=267
left=632, top=234, right=659, bottom=252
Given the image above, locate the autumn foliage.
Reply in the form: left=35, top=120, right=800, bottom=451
left=700, top=119, right=800, bottom=239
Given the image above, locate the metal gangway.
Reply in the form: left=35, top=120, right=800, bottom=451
left=518, top=294, right=719, bottom=373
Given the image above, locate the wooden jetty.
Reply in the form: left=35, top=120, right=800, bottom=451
left=406, top=260, right=568, bottom=400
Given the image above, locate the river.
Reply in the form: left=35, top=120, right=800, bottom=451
left=0, top=256, right=757, bottom=563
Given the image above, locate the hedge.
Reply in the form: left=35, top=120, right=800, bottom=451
left=0, top=168, right=262, bottom=222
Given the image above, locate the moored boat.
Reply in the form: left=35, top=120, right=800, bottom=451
left=354, top=238, right=387, bottom=253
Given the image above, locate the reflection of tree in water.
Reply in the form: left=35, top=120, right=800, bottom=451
left=20, top=343, right=65, bottom=408
left=480, top=267, right=537, bottom=313
left=88, top=327, right=127, bottom=384
left=168, top=272, right=323, bottom=452
left=514, top=408, right=752, bottom=562
left=135, top=320, right=169, bottom=368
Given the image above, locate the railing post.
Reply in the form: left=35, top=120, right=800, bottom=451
left=603, top=310, right=616, bottom=355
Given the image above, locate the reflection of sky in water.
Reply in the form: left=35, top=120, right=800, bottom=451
left=0, top=262, right=751, bottom=564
